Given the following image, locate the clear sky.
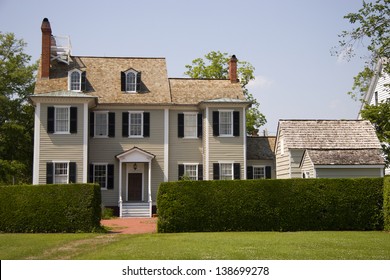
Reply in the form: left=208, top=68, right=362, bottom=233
left=0, top=0, right=368, bottom=135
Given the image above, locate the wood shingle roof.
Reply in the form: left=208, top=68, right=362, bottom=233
left=304, top=149, right=384, bottom=165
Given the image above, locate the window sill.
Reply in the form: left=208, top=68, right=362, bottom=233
left=218, top=135, right=234, bottom=138
left=54, top=132, right=71, bottom=135
left=128, top=136, right=144, bottom=139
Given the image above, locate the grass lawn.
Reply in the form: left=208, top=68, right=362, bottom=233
left=1, top=231, right=390, bottom=260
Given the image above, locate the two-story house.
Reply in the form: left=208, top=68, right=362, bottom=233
left=31, top=18, right=254, bottom=217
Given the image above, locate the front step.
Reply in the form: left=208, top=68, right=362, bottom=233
left=122, top=203, right=150, bottom=217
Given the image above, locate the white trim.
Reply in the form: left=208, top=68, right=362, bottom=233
left=128, top=111, right=143, bottom=138
left=252, top=165, right=266, bottom=179
left=83, top=103, right=88, bottom=183
left=54, top=105, right=71, bottom=134
left=183, top=163, right=199, bottom=181
left=164, top=108, right=169, bottom=182
left=183, top=112, right=198, bottom=139
left=243, top=107, right=247, bottom=179
left=315, top=165, right=385, bottom=169
left=219, top=162, right=234, bottom=180
left=33, top=103, right=41, bottom=185
left=52, top=161, right=70, bottom=184
left=218, top=109, right=233, bottom=137
left=93, top=111, right=109, bottom=138
left=118, top=162, right=123, bottom=218
left=68, top=69, right=82, bottom=92
left=205, top=107, right=210, bottom=180
left=124, top=69, right=138, bottom=93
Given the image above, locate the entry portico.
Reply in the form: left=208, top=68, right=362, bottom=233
left=116, top=147, right=155, bottom=217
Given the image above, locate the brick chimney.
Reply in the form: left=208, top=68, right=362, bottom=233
left=41, top=18, right=52, bottom=79
left=229, top=55, right=239, bottom=83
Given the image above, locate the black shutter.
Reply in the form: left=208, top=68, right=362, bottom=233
left=136, top=72, right=142, bottom=92
left=89, top=112, right=94, bottom=137
left=108, top=112, right=115, bottom=137
left=213, top=163, right=220, bottom=180
left=265, top=166, right=272, bottom=179
left=121, top=72, right=126, bottom=91
left=233, top=111, right=240, bottom=136
left=47, top=107, right=55, bottom=133
left=46, top=162, right=53, bottom=184
left=107, top=164, right=114, bottom=189
left=198, top=164, right=203, bottom=181
left=122, top=112, right=129, bottom=137
left=178, top=164, right=184, bottom=180
left=234, top=163, right=240, bottom=179
left=69, top=162, right=76, bottom=183
left=213, top=111, right=219, bottom=136
left=70, top=107, right=77, bottom=134
left=178, top=113, right=184, bottom=138
left=81, top=71, right=87, bottom=91
left=197, top=113, right=203, bottom=138
left=143, top=112, right=150, bottom=137
left=247, top=166, right=253, bottom=179
left=89, top=164, right=94, bottom=183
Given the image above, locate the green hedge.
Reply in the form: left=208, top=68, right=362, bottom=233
left=384, top=177, right=390, bottom=231
left=157, top=178, right=384, bottom=233
left=0, top=184, right=101, bottom=233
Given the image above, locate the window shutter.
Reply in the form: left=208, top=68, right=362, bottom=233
left=89, top=112, right=94, bottom=137
left=89, top=164, right=94, bottom=183
left=70, top=107, right=77, bottom=134
left=265, top=166, right=272, bottom=179
left=69, top=162, right=76, bottom=183
left=46, top=162, right=53, bottom=184
left=143, top=112, right=150, bottom=137
left=213, top=163, right=220, bottom=180
left=234, top=163, right=240, bottom=179
left=122, top=112, right=129, bottom=137
left=108, top=112, right=115, bottom=137
left=198, top=164, right=203, bottom=181
left=247, top=166, right=253, bottom=179
left=81, top=71, right=87, bottom=91
left=197, top=113, right=203, bottom=138
left=233, top=111, right=240, bottom=136
left=121, top=72, right=126, bottom=91
left=213, top=111, right=219, bottom=136
left=107, top=164, right=114, bottom=189
left=178, top=164, right=184, bottom=180
left=136, top=72, right=142, bottom=92
left=178, top=113, right=184, bottom=138
left=47, top=107, right=55, bottom=133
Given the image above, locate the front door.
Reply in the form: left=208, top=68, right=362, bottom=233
left=128, top=173, right=143, bottom=201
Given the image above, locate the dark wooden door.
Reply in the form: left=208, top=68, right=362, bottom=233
left=128, top=173, right=142, bottom=201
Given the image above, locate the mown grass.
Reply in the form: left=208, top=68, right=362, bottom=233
left=1, top=231, right=390, bottom=260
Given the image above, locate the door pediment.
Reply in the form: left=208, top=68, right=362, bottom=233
left=116, top=146, right=155, bottom=162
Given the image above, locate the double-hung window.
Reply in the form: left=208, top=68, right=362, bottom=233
left=55, top=106, right=70, bottom=133
left=54, top=162, right=68, bottom=184
left=68, top=69, right=86, bottom=92
left=184, top=164, right=198, bottom=180
left=184, top=113, right=197, bottom=138
left=93, top=164, right=107, bottom=189
left=253, top=166, right=266, bottom=179
left=48, top=106, right=77, bottom=134
left=220, top=163, right=233, bottom=180
left=219, top=111, right=233, bottom=136
left=129, top=112, right=143, bottom=137
left=126, top=71, right=136, bottom=92
left=95, top=112, right=108, bottom=137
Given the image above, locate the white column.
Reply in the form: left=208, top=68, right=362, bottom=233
left=82, top=103, right=88, bottom=183
left=118, top=161, right=123, bottom=218
left=243, top=106, right=247, bottom=180
left=33, top=103, right=41, bottom=185
left=205, top=107, right=210, bottom=180
left=148, top=160, right=152, bottom=217
left=164, top=108, right=169, bottom=182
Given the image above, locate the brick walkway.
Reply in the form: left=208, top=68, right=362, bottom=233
left=100, top=218, right=157, bottom=234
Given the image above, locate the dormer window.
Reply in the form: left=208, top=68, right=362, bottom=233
left=68, top=69, right=86, bottom=92
left=121, top=69, right=141, bottom=93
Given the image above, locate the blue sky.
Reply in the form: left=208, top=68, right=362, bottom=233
left=0, top=0, right=368, bottom=135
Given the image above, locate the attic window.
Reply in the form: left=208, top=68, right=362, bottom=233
left=121, top=70, right=141, bottom=93
left=68, top=69, right=86, bottom=92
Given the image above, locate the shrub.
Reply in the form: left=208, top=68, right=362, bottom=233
left=0, top=184, right=101, bottom=233
left=157, top=178, right=384, bottom=233
left=384, top=177, right=390, bottom=231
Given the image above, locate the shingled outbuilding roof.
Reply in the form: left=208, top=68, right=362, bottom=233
left=277, top=120, right=381, bottom=149
left=247, top=136, right=276, bottom=160
left=304, top=149, right=384, bottom=165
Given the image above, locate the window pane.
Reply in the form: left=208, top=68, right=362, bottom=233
left=54, top=162, right=68, bottom=184
left=126, top=72, right=136, bottom=92
left=95, top=113, right=108, bottom=136
left=220, top=163, right=232, bottom=180
left=70, top=71, right=81, bottom=91
left=220, top=111, right=232, bottom=135
left=94, top=165, right=107, bottom=189
left=184, top=165, right=197, bottom=180
left=55, top=107, right=69, bottom=132
left=129, top=113, right=142, bottom=136
left=253, top=167, right=265, bottom=179
left=184, top=114, right=197, bottom=138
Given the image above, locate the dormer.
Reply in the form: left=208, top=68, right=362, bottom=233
left=121, top=69, right=141, bottom=93
left=68, top=69, right=86, bottom=92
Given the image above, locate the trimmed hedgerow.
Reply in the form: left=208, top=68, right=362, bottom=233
left=157, top=178, right=384, bottom=233
left=384, top=177, right=390, bottom=231
left=0, top=184, right=101, bottom=233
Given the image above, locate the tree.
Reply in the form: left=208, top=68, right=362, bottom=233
left=334, top=0, right=390, bottom=100
left=0, top=32, right=37, bottom=185
left=184, top=51, right=266, bottom=134
left=360, top=102, right=390, bottom=166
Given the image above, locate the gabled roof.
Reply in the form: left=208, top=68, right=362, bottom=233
left=277, top=120, right=381, bottom=150
left=247, top=136, right=276, bottom=160
left=303, top=149, right=384, bottom=166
